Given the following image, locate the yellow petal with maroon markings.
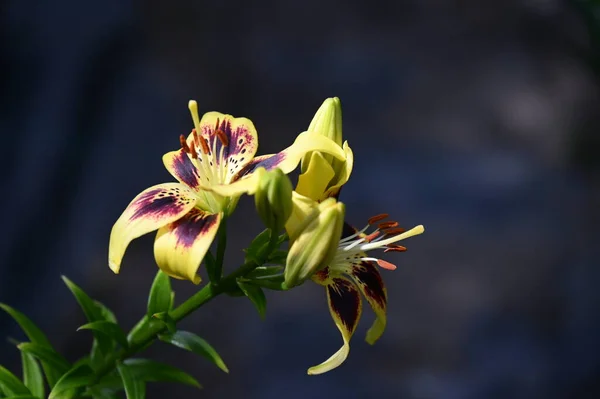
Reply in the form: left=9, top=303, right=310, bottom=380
left=350, top=260, right=388, bottom=345
left=153, top=209, right=221, bottom=284
left=162, top=149, right=201, bottom=190
left=109, top=183, right=197, bottom=274
left=307, top=277, right=362, bottom=375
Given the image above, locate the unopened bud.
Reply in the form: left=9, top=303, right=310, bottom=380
left=302, top=97, right=343, bottom=170
left=284, top=199, right=345, bottom=288
left=254, top=168, right=293, bottom=232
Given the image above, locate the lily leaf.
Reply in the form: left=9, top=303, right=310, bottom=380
left=48, top=364, right=94, bottom=399
left=237, top=281, right=267, bottom=319
left=123, top=359, right=201, bottom=389
left=147, top=271, right=172, bottom=317
left=159, top=331, right=228, bottom=373
left=267, top=250, right=288, bottom=265
left=95, top=301, right=118, bottom=324
left=245, top=266, right=284, bottom=279
left=0, top=366, right=31, bottom=396
left=117, top=363, right=145, bottom=399
left=243, top=229, right=271, bottom=263
left=77, top=321, right=129, bottom=349
left=20, top=352, right=44, bottom=399
left=2, top=396, right=41, bottom=399
left=61, top=277, right=113, bottom=356
left=0, top=304, right=62, bottom=387
left=17, top=343, right=70, bottom=375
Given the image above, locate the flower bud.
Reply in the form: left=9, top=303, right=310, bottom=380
left=302, top=97, right=343, bottom=170
left=284, top=198, right=345, bottom=288
left=254, top=168, right=293, bottom=232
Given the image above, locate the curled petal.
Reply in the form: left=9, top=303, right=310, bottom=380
left=308, top=277, right=362, bottom=375
left=188, top=111, right=258, bottom=181
left=109, top=183, right=197, bottom=274
left=350, top=260, right=388, bottom=345
left=295, top=152, right=335, bottom=202
left=324, top=141, right=354, bottom=199
left=232, top=132, right=346, bottom=181
left=163, top=149, right=201, bottom=190
left=154, top=209, right=222, bottom=284
left=284, top=192, right=319, bottom=241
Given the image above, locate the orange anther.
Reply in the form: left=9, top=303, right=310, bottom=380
left=368, top=213, right=389, bottom=225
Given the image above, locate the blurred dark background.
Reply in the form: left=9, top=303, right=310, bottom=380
left=1, top=0, right=599, bottom=398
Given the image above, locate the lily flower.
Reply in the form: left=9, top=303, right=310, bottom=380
left=109, top=101, right=346, bottom=284
left=296, top=97, right=354, bottom=202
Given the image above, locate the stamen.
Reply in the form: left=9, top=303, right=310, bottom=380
left=368, top=213, right=389, bottom=225
left=192, top=129, right=200, bottom=146
left=378, top=221, right=399, bottom=229
left=363, top=231, right=380, bottom=242
left=188, top=100, right=202, bottom=133
left=361, top=225, right=425, bottom=251
left=216, top=129, right=229, bottom=146
left=189, top=141, right=198, bottom=159
left=180, top=134, right=190, bottom=153
left=384, top=245, right=407, bottom=253
left=377, top=259, right=397, bottom=270
left=383, top=227, right=406, bottom=236
left=199, top=136, right=210, bottom=154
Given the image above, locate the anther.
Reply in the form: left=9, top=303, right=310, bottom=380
left=383, top=227, right=406, bottom=236
left=376, top=259, right=397, bottom=270
left=199, top=136, right=210, bottom=154
left=189, top=141, right=198, bottom=159
left=384, top=245, right=407, bottom=253
left=378, top=221, right=399, bottom=229
left=180, top=135, right=190, bottom=153
left=368, top=213, right=389, bottom=225
left=192, top=129, right=200, bottom=146
left=363, top=231, right=380, bottom=242
left=216, top=129, right=229, bottom=146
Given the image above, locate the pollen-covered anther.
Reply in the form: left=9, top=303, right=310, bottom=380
left=189, top=140, right=198, bottom=159
left=180, top=134, right=191, bottom=153
left=378, top=221, right=399, bottom=229
left=376, top=259, right=397, bottom=270
left=368, top=213, right=389, bottom=225
left=383, top=227, right=406, bottom=236
left=198, top=135, right=210, bottom=154
left=384, top=244, right=407, bottom=253
left=363, top=231, right=380, bottom=242
left=216, top=128, right=229, bottom=146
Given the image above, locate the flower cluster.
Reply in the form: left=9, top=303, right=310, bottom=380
left=108, top=97, right=424, bottom=374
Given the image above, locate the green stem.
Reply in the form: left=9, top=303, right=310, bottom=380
left=214, top=218, right=227, bottom=283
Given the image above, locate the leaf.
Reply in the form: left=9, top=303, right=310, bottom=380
left=95, top=301, right=117, bottom=324
left=0, top=305, right=52, bottom=347
left=246, top=266, right=284, bottom=279
left=147, top=271, right=172, bottom=317
left=17, top=343, right=70, bottom=375
left=237, top=281, right=267, bottom=319
left=243, top=229, right=272, bottom=263
left=48, top=364, right=95, bottom=399
left=78, top=321, right=129, bottom=349
left=0, top=366, right=31, bottom=395
left=61, top=277, right=113, bottom=355
left=123, top=359, right=201, bottom=389
left=2, top=396, right=41, bottom=399
left=151, top=312, right=176, bottom=334
left=117, top=363, right=145, bottom=399
left=267, top=250, right=288, bottom=265
left=20, top=352, right=44, bottom=398
left=159, top=331, right=228, bottom=373
left=204, top=250, right=219, bottom=283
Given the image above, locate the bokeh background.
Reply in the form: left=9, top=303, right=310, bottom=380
left=2, top=0, right=599, bottom=398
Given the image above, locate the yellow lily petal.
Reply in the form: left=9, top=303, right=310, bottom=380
left=284, top=192, right=319, bottom=241
left=154, top=209, right=222, bottom=284
left=295, top=152, right=335, bottom=202
left=308, top=277, right=362, bottom=375
left=350, top=260, right=387, bottom=345
left=108, top=183, right=197, bottom=274
left=324, top=141, right=354, bottom=199
left=162, top=149, right=201, bottom=190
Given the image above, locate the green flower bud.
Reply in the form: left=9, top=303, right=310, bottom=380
left=284, top=198, right=345, bottom=288
left=254, top=168, right=293, bottom=232
left=302, top=97, right=343, bottom=170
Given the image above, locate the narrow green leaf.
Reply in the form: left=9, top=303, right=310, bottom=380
left=21, top=352, right=44, bottom=398
left=0, top=305, right=62, bottom=388
left=159, top=331, right=229, bottom=373
left=77, top=321, right=129, bottom=349
left=151, top=312, right=176, bottom=334
left=95, top=301, right=117, bottom=324
left=48, top=364, right=94, bottom=399
left=2, top=396, right=41, bottom=399
left=117, top=363, right=145, bottom=399
left=61, top=277, right=113, bottom=355
left=123, top=359, right=201, bottom=388
left=147, top=271, right=172, bottom=317
left=246, top=266, right=284, bottom=279
left=0, top=366, right=31, bottom=395
left=204, top=250, right=219, bottom=283
left=267, top=250, right=288, bottom=265
left=17, top=343, right=70, bottom=374
left=0, top=305, right=52, bottom=347
left=237, top=281, right=267, bottom=319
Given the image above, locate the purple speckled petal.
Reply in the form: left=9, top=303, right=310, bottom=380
left=163, top=149, right=201, bottom=190
left=349, top=260, right=387, bottom=344
left=154, top=208, right=222, bottom=284
left=109, top=183, right=197, bottom=274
